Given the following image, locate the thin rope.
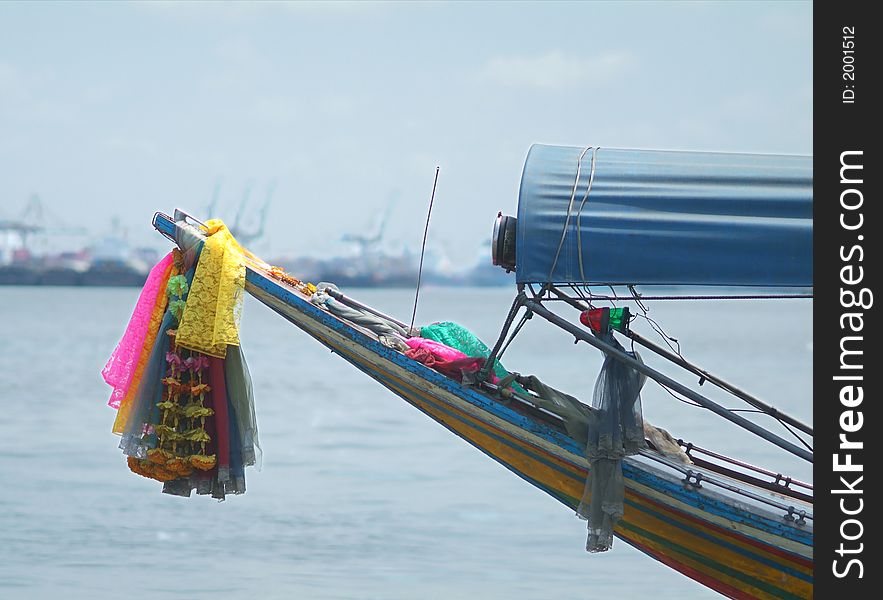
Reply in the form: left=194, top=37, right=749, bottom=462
left=409, top=166, right=440, bottom=333
left=576, top=147, right=599, bottom=282
left=655, top=381, right=814, bottom=451
left=628, top=285, right=682, bottom=356
left=546, top=146, right=591, bottom=282
left=570, top=284, right=594, bottom=309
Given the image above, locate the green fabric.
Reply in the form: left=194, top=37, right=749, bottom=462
left=419, top=321, right=527, bottom=394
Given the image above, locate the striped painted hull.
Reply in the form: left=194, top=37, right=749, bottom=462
left=241, top=269, right=813, bottom=600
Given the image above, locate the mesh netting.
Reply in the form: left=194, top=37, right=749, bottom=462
left=577, top=333, right=647, bottom=552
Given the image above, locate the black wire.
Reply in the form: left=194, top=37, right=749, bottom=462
left=775, top=417, right=814, bottom=452
left=628, top=286, right=683, bottom=357
left=656, top=382, right=814, bottom=452
left=654, top=381, right=703, bottom=408
left=409, top=167, right=440, bottom=332
left=497, top=310, right=531, bottom=361
left=607, top=285, right=618, bottom=307
left=642, top=313, right=682, bottom=356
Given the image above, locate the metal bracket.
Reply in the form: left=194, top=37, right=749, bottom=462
left=773, top=473, right=794, bottom=489
left=173, top=208, right=208, bottom=228
left=678, top=439, right=694, bottom=458
left=683, top=470, right=703, bottom=489
left=478, top=292, right=527, bottom=383
left=784, top=506, right=807, bottom=526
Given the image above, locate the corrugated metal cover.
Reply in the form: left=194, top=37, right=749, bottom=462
left=516, top=144, right=812, bottom=287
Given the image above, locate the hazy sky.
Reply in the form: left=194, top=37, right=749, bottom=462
left=1, top=1, right=812, bottom=265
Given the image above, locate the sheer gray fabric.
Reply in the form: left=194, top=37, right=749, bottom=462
left=577, top=334, right=647, bottom=552
left=225, top=345, right=262, bottom=469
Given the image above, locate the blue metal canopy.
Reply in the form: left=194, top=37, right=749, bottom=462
left=515, top=144, right=812, bottom=288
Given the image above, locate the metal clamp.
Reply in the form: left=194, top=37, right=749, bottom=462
left=773, top=473, right=794, bottom=489
left=678, top=439, right=695, bottom=457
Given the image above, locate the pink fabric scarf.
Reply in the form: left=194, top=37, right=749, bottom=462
left=102, top=252, right=175, bottom=408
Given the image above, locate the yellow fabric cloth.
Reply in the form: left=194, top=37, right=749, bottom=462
left=112, top=259, right=174, bottom=435
left=175, top=219, right=246, bottom=359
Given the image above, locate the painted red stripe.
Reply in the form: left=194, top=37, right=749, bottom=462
left=625, top=535, right=757, bottom=600
left=632, top=487, right=813, bottom=569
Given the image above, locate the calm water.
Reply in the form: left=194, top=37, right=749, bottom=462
left=0, top=286, right=812, bottom=599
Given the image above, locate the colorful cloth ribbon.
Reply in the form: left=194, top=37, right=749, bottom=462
left=102, top=252, right=175, bottom=409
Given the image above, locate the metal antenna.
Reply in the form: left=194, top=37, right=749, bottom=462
left=409, top=166, right=440, bottom=334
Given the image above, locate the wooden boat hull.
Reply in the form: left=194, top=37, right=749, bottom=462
left=152, top=212, right=813, bottom=598
left=244, top=272, right=813, bottom=599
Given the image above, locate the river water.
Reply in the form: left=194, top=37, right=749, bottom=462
left=0, top=285, right=811, bottom=599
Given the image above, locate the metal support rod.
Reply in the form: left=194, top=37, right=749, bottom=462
left=479, top=292, right=526, bottom=382
left=545, top=286, right=813, bottom=437
left=522, top=298, right=813, bottom=463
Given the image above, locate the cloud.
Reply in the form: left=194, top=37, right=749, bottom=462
left=479, top=50, right=635, bottom=90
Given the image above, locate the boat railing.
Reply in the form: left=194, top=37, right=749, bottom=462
left=635, top=450, right=812, bottom=525
left=679, top=441, right=812, bottom=491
